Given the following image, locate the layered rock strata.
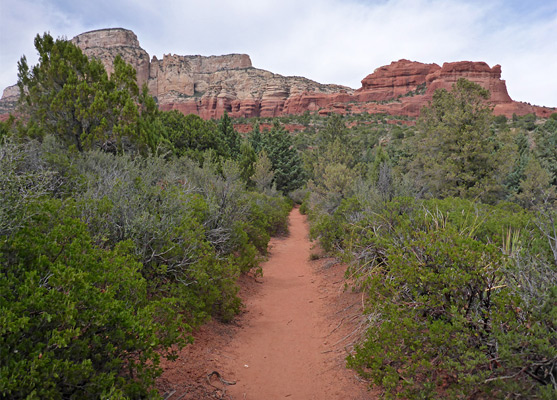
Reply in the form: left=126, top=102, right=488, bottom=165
left=1, top=28, right=553, bottom=120
left=0, top=85, right=19, bottom=116
left=71, top=28, right=151, bottom=87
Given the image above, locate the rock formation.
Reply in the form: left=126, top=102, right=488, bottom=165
left=151, top=56, right=348, bottom=119
left=0, top=85, right=19, bottom=116
left=1, top=28, right=554, bottom=120
left=358, top=59, right=439, bottom=101
left=279, top=59, right=554, bottom=118
left=71, top=28, right=151, bottom=87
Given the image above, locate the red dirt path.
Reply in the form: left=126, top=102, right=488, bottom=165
left=157, top=208, right=375, bottom=399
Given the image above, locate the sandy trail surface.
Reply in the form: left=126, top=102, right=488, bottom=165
left=158, top=208, right=374, bottom=399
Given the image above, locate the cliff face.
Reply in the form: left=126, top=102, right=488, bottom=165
left=280, top=59, right=553, bottom=118
left=359, top=59, right=440, bottom=101
left=1, top=28, right=553, bottom=120
left=71, top=28, right=151, bottom=87
left=0, top=85, right=19, bottom=116
left=150, top=53, right=348, bottom=119
left=69, top=28, right=349, bottom=119
left=425, top=61, right=511, bottom=103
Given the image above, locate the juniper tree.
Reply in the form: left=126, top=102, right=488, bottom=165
left=410, top=78, right=513, bottom=201
left=260, top=121, right=305, bottom=193
left=17, top=33, right=142, bottom=153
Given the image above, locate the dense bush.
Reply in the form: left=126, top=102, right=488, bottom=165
left=0, top=135, right=291, bottom=396
left=308, top=195, right=556, bottom=398
left=0, top=32, right=299, bottom=398
left=0, top=198, right=185, bottom=398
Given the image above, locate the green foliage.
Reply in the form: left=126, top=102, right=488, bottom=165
left=368, top=146, right=390, bottom=184
left=504, top=131, right=531, bottom=197
left=155, top=110, right=226, bottom=161
left=302, top=115, right=367, bottom=212
left=534, top=118, right=557, bottom=186
left=349, top=227, right=511, bottom=398
left=0, top=138, right=63, bottom=236
left=319, top=113, right=347, bottom=144
left=249, top=120, right=263, bottom=153
left=218, top=111, right=240, bottom=157
left=493, top=114, right=508, bottom=126
left=251, top=149, right=275, bottom=194
left=0, top=199, right=183, bottom=399
left=243, top=192, right=291, bottom=255
left=0, top=131, right=292, bottom=396
left=309, top=196, right=556, bottom=398
left=260, top=121, right=305, bottom=193
left=0, top=116, right=15, bottom=141
left=512, top=113, right=537, bottom=131
left=5, top=32, right=294, bottom=398
left=73, top=151, right=293, bottom=320
left=516, top=157, right=557, bottom=265
left=239, top=140, right=257, bottom=188
left=516, top=158, right=554, bottom=208
left=17, top=34, right=145, bottom=153
left=410, top=78, right=513, bottom=202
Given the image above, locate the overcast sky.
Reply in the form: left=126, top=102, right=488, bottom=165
left=1, top=0, right=556, bottom=107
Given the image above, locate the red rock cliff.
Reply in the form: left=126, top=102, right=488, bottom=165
left=357, top=59, right=440, bottom=101
left=1, top=29, right=553, bottom=119
left=284, top=59, right=553, bottom=118
left=425, top=61, right=512, bottom=103
left=71, top=28, right=151, bottom=87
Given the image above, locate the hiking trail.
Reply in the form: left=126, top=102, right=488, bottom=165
left=158, top=207, right=375, bottom=399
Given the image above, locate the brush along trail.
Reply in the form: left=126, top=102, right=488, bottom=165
left=158, top=208, right=374, bottom=399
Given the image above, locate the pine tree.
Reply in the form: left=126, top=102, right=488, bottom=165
left=218, top=111, right=240, bottom=157
left=410, top=78, right=506, bottom=201
left=239, top=140, right=257, bottom=188
left=261, top=121, right=304, bottom=193
left=249, top=120, right=263, bottom=153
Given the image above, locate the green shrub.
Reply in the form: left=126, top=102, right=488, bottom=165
left=348, top=226, right=513, bottom=398
left=310, top=195, right=555, bottom=398
left=0, top=199, right=185, bottom=398
left=0, top=135, right=293, bottom=397
left=243, top=192, right=290, bottom=255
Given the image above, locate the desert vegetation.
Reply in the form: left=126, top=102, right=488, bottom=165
left=0, top=34, right=292, bottom=398
left=1, top=33, right=555, bottom=399
left=301, top=83, right=557, bottom=398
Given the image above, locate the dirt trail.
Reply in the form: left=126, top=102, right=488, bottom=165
left=158, top=208, right=373, bottom=399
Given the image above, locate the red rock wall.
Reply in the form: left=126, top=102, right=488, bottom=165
left=425, top=61, right=512, bottom=104
left=1, top=29, right=554, bottom=120
left=357, top=59, right=440, bottom=101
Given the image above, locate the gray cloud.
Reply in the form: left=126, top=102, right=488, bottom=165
left=1, top=0, right=555, bottom=106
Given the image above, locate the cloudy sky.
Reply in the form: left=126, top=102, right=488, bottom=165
left=1, top=0, right=556, bottom=107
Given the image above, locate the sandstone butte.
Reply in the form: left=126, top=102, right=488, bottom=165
left=1, top=27, right=554, bottom=121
